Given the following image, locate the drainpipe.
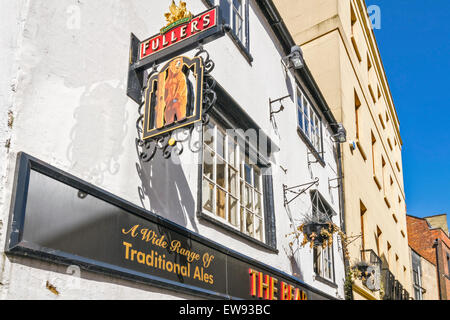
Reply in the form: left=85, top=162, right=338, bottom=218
left=432, top=238, right=444, bottom=300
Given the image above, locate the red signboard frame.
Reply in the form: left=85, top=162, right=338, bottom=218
left=139, top=7, right=218, bottom=61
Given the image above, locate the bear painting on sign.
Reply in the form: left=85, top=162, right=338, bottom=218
left=142, top=55, right=204, bottom=141
left=156, top=57, right=189, bottom=128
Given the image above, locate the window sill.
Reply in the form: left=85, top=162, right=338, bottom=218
left=296, top=127, right=325, bottom=167
left=314, top=274, right=338, bottom=289
left=356, top=141, right=367, bottom=161
left=373, top=175, right=382, bottom=190
left=384, top=196, right=391, bottom=209
left=197, top=210, right=278, bottom=253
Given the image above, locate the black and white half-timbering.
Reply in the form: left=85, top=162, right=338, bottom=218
left=0, top=0, right=347, bottom=300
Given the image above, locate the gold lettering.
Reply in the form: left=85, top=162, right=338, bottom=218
left=137, top=251, right=145, bottom=264
left=202, top=253, right=214, bottom=268
left=122, top=225, right=139, bottom=237
left=131, top=249, right=138, bottom=261
left=123, top=242, right=132, bottom=259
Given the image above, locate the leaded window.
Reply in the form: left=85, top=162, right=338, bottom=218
left=217, top=0, right=248, bottom=48
left=202, top=118, right=264, bottom=242
left=311, top=191, right=335, bottom=282
left=297, top=89, right=323, bottom=154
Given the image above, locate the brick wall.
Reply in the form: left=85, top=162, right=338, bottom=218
left=407, top=216, right=436, bottom=265
left=407, top=215, right=450, bottom=299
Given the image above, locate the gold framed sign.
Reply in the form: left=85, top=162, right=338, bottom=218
left=142, top=56, right=204, bottom=140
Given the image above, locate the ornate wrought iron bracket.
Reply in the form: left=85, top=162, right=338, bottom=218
left=135, top=47, right=217, bottom=163
left=283, top=177, right=319, bottom=207
left=269, top=94, right=290, bottom=122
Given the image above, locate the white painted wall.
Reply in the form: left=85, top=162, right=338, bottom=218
left=0, top=0, right=345, bottom=299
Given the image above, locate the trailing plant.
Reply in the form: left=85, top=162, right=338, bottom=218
left=287, top=214, right=350, bottom=260
left=344, top=267, right=355, bottom=300
left=351, top=261, right=372, bottom=281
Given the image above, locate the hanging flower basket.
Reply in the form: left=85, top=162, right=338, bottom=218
left=286, top=213, right=349, bottom=259
left=302, top=222, right=333, bottom=247
left=352, top=261, right=372, bottom=281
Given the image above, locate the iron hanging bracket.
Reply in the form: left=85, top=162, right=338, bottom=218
left=283, top=177, right=319, bottom=207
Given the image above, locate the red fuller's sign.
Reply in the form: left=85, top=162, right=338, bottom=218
left=139, top=7, right=217, bottom=61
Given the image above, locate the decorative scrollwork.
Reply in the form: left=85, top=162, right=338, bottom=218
left=195, top=45, right=215, bottom=74
left=136, top=49, right=218, bottom=163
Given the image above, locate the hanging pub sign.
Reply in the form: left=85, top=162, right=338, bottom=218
left=127, top=2, right=228, bottom=105
left=142, top=55, right=204, bottom=140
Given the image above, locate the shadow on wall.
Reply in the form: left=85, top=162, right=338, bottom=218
left=67, top=82, right=128, bottom=185
left=289, top=253, right=305, bottom=282
left=135, top=148, right=198, bottom=233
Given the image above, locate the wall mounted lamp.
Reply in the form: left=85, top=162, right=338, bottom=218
left=282, top=45, right=305, bottom=70
left=331, top=123, right=347, bottom=143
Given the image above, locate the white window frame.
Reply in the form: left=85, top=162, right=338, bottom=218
left=311, top=191, right=335, bottom=283
left=412, top=263, right=423, bottom=300
left=202, top=118, right=265, bottom=242
left=296, top=88, right=323, bottom=154
left=216, top=0, right=248, bottom=49
left=314, top=245, right=334, bottom=282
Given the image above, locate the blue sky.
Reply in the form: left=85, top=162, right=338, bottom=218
left=366, top=0, right=450, bottom=220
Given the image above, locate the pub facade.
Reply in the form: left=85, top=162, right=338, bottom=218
left=0, top=0, right=347, bottom=300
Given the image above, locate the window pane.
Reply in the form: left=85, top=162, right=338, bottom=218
left=229, top=196, right=238, bottom=227
left=216, top=188, right=226, bottom=219
left=245, top=184, right=253, bottom=210
left=314, top=248, right=321, bottom=275
left=233, top=0, right=241, bottom=11
left=204, top=122, right=215, bottom=149
left=233, top=12, right=243, bottom=41
left=202, top=179, right=214, bottom=213
left=228, top=167, right=238, bottom=196
left=255, top=217, right=263, bottom=242
left=216, top=157, right=226, bottom=188
left=245, top=210, right=254, bottom=237
left=254, top=192, right=262, bottom=215
left=253, top=166, right=261, bottom=191
left=304, top=103, right=310, bottom=138
left=298, top=107, right=304, bottom=130
left=203, top=149, right=215, bottom=180
left=240, top=180, right=244, bottom=205
left=244, top=157, right=252, bottom=185
left=228, top=138, right=237, bottom=168
left=217, top=129, right=225, bottom=159
left=325, top=247, right=333, bottom=280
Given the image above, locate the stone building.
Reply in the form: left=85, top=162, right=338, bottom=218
left=407, top=214, right=450, bottom=300
left=272, top=0, right=411, bottom=299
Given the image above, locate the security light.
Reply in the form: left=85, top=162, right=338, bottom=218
left=331, top=123, right=347, bottom=143
left=289, top=46, right=304, bottom=69
left=282, top=45, right=305, bottom=70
